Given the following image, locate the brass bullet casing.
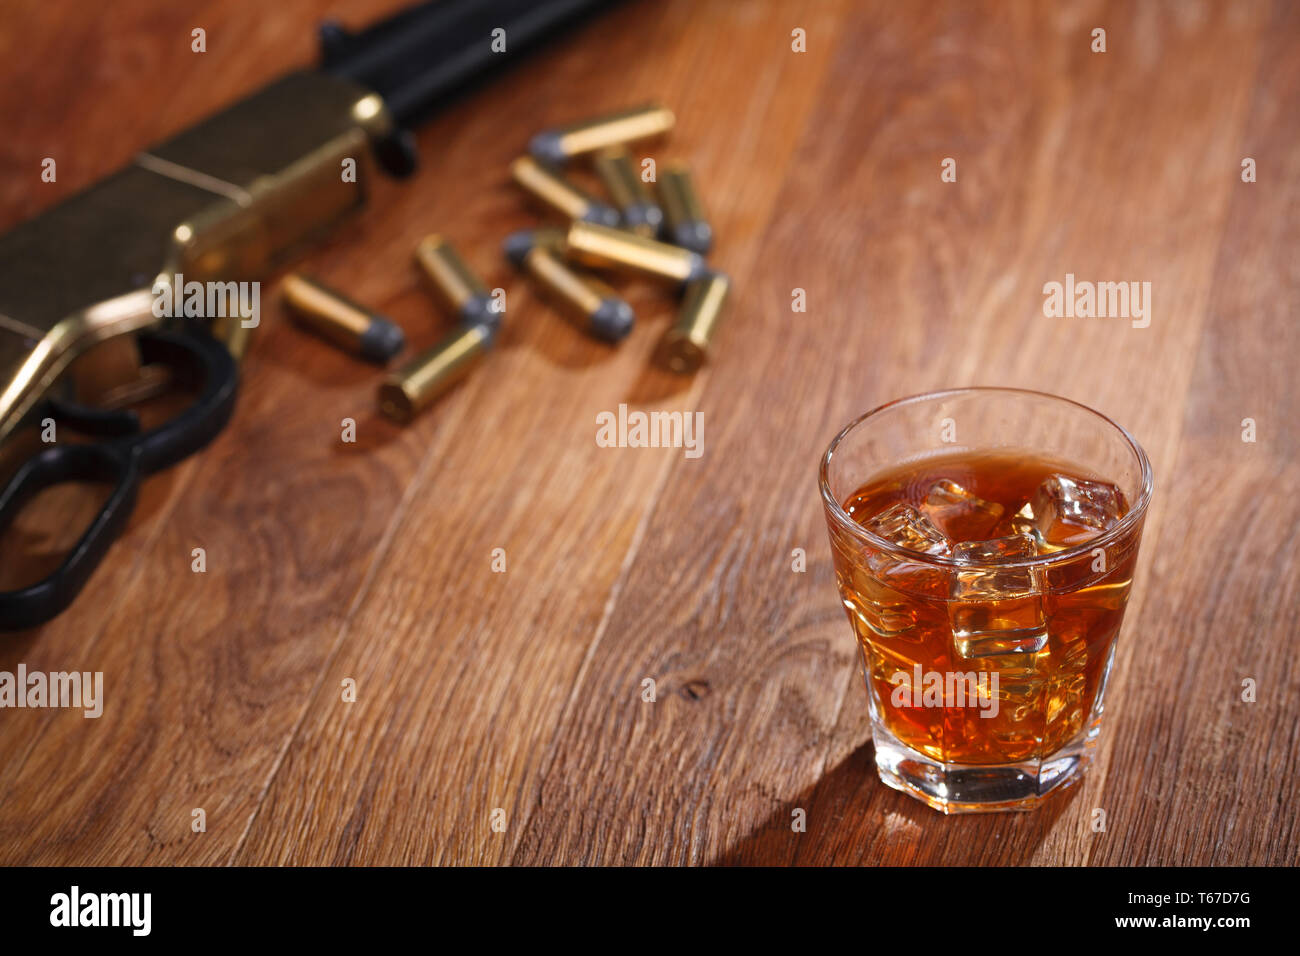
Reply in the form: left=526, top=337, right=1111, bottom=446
left=565, top=220, right=707, bottom=288
left=658, top=270, right=731, bottom=374
left=593, top=149, right=663, bottom=237
left=529, top=103, right=676, bottom=165
left=510, top=156, right=620, bottom=228
left=281, top=273, right=405, bottom=363
left=504, top=230, right=633, bottom=344
left=414, top=235, right=498, bottom=329
left=377, top=322, right=495, bottom=423
left=658, top=163, right=712, bottom=254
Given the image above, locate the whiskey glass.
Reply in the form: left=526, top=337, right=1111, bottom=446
left=819, top=388, right=1153, bottom=812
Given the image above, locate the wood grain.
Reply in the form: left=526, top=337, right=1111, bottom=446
left=0, top=0, right=1294, bottom=866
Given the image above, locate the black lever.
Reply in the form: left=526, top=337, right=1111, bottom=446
left=0, top=329, right=238, bottom=632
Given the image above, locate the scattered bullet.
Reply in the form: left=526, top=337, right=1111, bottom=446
left=529, top=103, right=675, bottom=165
left=377, top=322, right=496, bottom=422
left=565, top=220, right=708, bottom=287
left=657, top=270, right=731, bottom=373
left=593, top=149, right=663, bottom=238
left=658, top=163, right=712, bottom=254
left=414, top=235, right=498, bottom=329
left=506, top=230, right=633, bottom=343
left=511, top=156, right=620, bottom=228
left=281, top=273, right=405, bottom=363
left=503, top=226, right=566, bottom=268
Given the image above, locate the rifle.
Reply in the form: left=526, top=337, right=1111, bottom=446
left=0, top=0, right=618, bottom=629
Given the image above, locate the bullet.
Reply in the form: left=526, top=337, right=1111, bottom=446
left=281, top=273, right=405, bottom=363
left=414, top=235, right=498, bottom=329
left=658, top=163, right=712, bottom=254
left=505, top=230, right=633, bottom=343
left=593, top=149, right=663, bottom=238
left=377, top=322, right=495, bottom=422
left=502, top=227, right=566, bottom=268
left=529, top=104, right=675, bottom=165
left=511, top=156, right=620, bottom=228
left=565, top=220, right=708, bottom=287
left=658, top=270, right=731, bottom=373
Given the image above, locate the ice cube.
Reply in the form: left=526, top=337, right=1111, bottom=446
left=1044, top=639, right=1089, bottom=733
left=865, top=502, right=951, bottom=556
left=850, top=591, right=919, bottom=638
left=920, top=479, right=1005, bottom=542
left=949, top=533, right=1048, bottom=657
left=1025, top=474, right=1125, bottom=548
left=1007, top=502, right=1039, bottom=540
left=952, top=534, right=1038, bottom=595
left=863, top=503, right=952, bottom=600
left=840, top=570, right=921, bottom=639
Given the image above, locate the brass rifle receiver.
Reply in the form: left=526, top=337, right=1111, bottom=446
left=0, top=71, right=396, bottom=444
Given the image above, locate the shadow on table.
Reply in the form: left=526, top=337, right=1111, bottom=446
left=714, top=741, right=1079, bottom=866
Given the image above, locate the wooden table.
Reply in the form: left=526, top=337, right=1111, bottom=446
left=1, top=0, right=1295, bottom=866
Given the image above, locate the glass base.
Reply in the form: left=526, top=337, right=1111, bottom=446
left=872, top=725, right=1094, bottom=813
